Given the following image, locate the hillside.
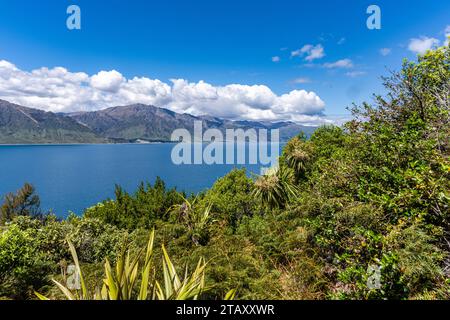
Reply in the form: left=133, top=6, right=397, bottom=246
left=0, top=100, right=105, bottom=144
left=69, top=104, right=317, bottom=142
left=0, top=100, right=316, bottom=144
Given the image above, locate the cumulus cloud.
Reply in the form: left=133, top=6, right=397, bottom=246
left=90, top=70, right=124, bottom=92
left=323, top=59, right=354, bottom=69
left=0, top=59, right=327, bottom=124
left=408, top=37, right=440, bottom=54
left=274, top=90, right=325, bottom=117
left=292, top=44, right=325, bottom=61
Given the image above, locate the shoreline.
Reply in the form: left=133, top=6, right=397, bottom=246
left=0, top=141, right=288, bottom=147
left=0, top=141, right=177, bottom=146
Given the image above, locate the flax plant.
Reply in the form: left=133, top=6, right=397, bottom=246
left=36, top=230, right=208, bottom=300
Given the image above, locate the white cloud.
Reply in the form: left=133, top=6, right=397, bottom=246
left=408, top=37, right=440, bottom=54
left=345, top=71, right=366, bottom=78
left=0, top=60, right=18, bottom=70
left=292, top=44, right=325, bottom=61
left=380, top=48, right=391, bottom=56
left=90, top=70, right=124, bottom=92
left=291, top=49, right=302, bottom=57
left=272, top=56, right=280, bottom=63
left=292, top=77, right=311, bottom=84
left=323, top=59, right=354, bottom=69
left=337, top=37, right=346, bottom=45
left=0, top=59, right=328, bottom=124
left=274, top=90, right=325, bottom=116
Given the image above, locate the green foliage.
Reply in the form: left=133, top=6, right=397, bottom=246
left=0, top=224, right=53, bottom=299
left=37, top=230, right=209, bottom=300
left=168, top=196, right=214, bottom=246
left=313, top=45, right=449, bottom=299
left=252, top=166, right=298, bottom=210
left=84, top=177, right=183, bottom=229
left=283, top=135, right=313, bottom=181
left=201, top=168, right=258, bottom=229
left=0, top=183, right=41, bottom=224
left=0, top=215, right=129, bottom=299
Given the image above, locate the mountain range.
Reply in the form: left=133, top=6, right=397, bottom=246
left=0, top=99, right=316, bottom=144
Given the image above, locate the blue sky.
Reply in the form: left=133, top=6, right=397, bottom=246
left=0, top=0, right=449, bottom=124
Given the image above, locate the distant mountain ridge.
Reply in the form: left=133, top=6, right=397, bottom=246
left=0, top=99, right=317, bottom=144
left=0, top=100, right=105, bottom=144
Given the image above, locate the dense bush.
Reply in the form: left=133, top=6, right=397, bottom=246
left=0, top=224, right=53, bottom=299
left=84, top=178, right=183, bottom=230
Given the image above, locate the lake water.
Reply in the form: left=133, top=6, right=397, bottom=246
left=0, top=144, right=278, bottom=217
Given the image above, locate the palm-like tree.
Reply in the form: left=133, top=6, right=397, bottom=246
left=283, top=136, right=314, bottom=180
left=252, top=166, right=298, bottom=209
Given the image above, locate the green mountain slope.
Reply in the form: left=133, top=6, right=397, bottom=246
left=0, top=100, right=105, bottom=144
left=69, top=104, right=317, bottom=142
left=0, top=100, right=317, bottom=144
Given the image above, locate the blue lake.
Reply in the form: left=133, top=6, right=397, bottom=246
left=0, top=144, right=279, bottom=217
